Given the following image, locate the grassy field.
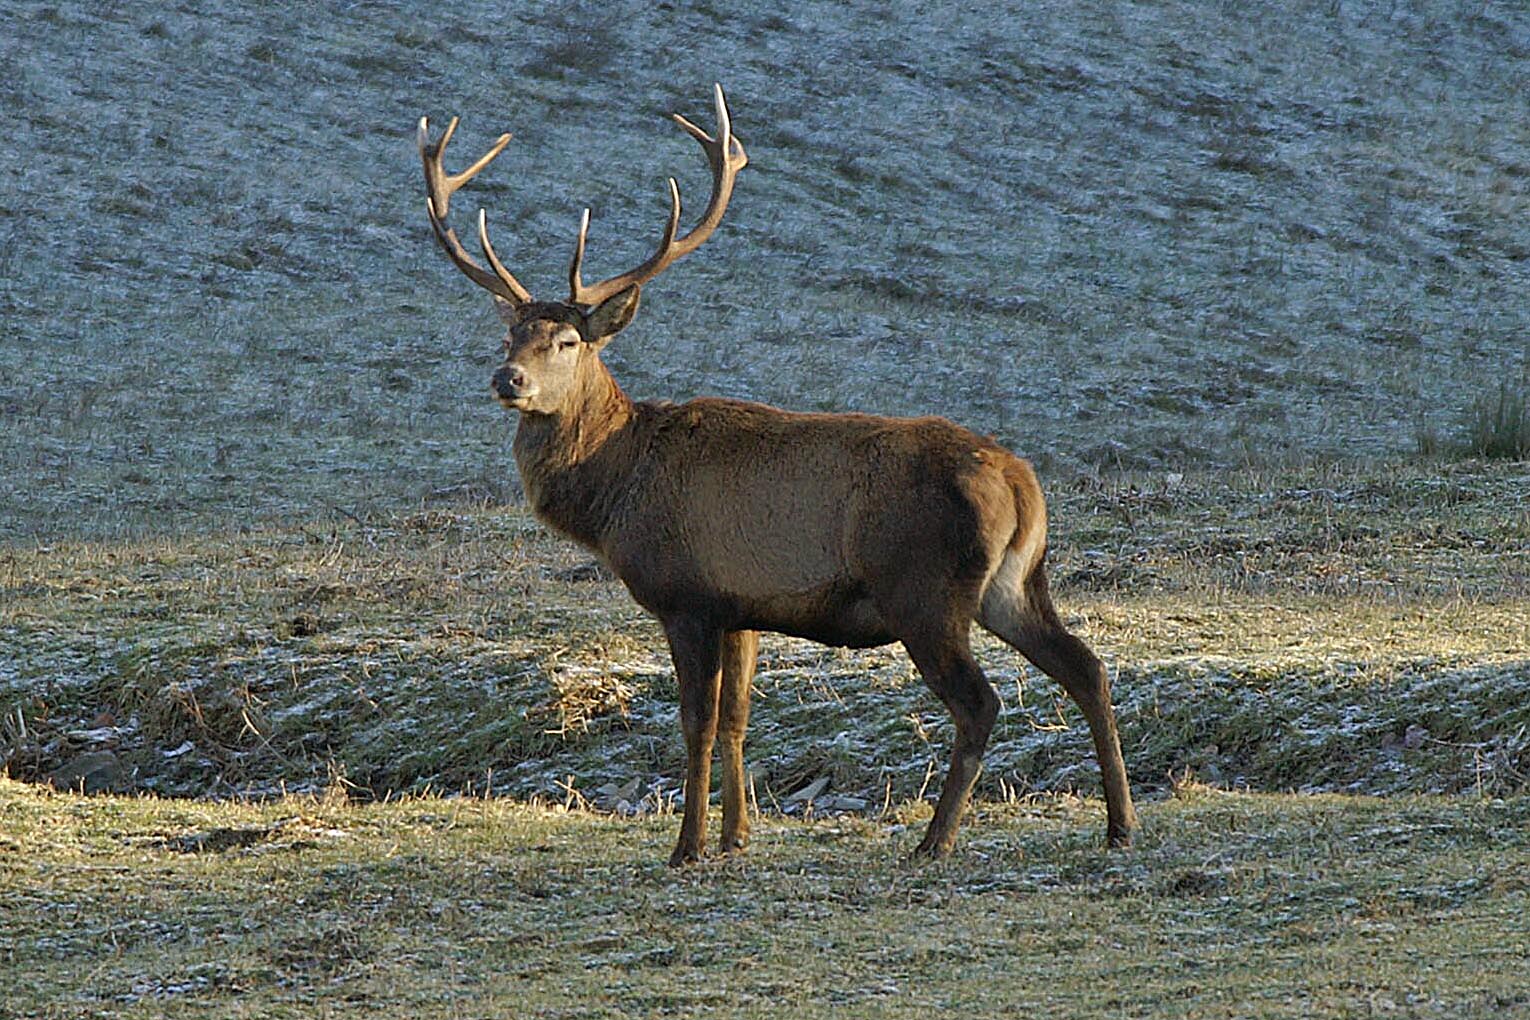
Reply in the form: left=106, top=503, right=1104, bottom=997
left=4, top=780, right=1529, bottom=1018
left=4, top=460, right=1527, bottom=809
left=3, top=0, right=1530, bottom=1016
left=3, top=459, right=1526, bottom=1016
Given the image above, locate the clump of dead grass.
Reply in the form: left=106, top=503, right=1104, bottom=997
left=1418, top=375, right=1530, bottom=462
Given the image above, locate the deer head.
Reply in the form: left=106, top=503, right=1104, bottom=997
left=417, top=85, right=747, bottom=416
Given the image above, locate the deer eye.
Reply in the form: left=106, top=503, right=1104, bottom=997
left=557, top=334, right=581, bottom=350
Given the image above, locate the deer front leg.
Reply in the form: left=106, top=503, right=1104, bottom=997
left=662, top=616, right=724, bottom=867
left=718, top=629, right=759, bottom=854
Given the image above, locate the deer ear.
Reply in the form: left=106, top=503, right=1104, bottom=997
left=492, top=295, right=522, bottom=326
left=584, top=286, right=640, bottom=346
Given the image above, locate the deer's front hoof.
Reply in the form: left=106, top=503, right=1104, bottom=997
left=668, top=842, right=704, bottom=867
left=910, top=832, right=955, bottom=861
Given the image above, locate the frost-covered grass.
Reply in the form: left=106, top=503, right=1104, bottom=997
left=3, top=777, right=1528, bottom=1018
left=2, top=0, right=1528, bottom=538
left=4, top=461, right=1525, bottom=809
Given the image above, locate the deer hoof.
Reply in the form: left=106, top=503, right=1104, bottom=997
left=910, top=833, right=954, bottom=861
left=668, top=843, right=703, bottom=868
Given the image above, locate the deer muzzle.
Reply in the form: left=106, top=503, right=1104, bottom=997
left=491, top=364, right=536, bottom=407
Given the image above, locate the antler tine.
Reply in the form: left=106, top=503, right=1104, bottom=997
left=660, top=176, right=682, bottom=252
left=424, top=197, right=526, bottom=303
left=569, top=208, right=591, bottom=303
left=419, top=116, right=531, bottom=306
left=477, top=209, right=532, bottom=305
left=569, top=83, right=748, bottom=306
left=670, top=81, right=736, bottom=166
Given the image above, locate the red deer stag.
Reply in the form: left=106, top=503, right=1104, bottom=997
left=417, top=85, right=1137, bottom=864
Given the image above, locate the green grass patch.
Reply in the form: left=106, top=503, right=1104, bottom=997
left=1465, top=379, right=1530, bottom=460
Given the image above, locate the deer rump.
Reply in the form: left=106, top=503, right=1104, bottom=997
left=550, top=397, right=1047, bottom=651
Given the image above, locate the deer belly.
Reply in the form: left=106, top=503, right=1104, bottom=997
left=738, top=582, right=894, bottom=649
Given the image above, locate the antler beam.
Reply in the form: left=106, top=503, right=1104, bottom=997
left=568, top=84, right=749, bottom=307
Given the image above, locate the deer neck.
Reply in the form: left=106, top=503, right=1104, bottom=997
left=510, top=359, right=636, bottom=552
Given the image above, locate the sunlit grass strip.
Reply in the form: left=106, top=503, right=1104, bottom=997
left=2, top=779, right=1528, bottom=1017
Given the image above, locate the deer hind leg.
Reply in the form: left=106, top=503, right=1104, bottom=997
left=901, top=625, right=1000, bottom=859
left=661, top=616, right=724, bottom=867
left=979, top=554, right=1139, bottom=848
left=718, top=629, right=759, bottom=855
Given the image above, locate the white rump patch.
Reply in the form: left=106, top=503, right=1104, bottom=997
left=978, top=534, right=1044, bottom=641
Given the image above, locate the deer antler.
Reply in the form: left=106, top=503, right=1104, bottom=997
left=568, top=83, right=748, bottom=307
left=417, top=116, right=532, bottom=307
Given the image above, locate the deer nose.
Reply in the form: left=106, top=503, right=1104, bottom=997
left=491, top=364, right=528, bottom=398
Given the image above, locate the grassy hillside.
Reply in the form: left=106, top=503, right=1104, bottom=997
left=2, top=0, right=1528, bottom=537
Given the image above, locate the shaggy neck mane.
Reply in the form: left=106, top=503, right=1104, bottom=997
left=510, top=357, right=636, bottom=551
